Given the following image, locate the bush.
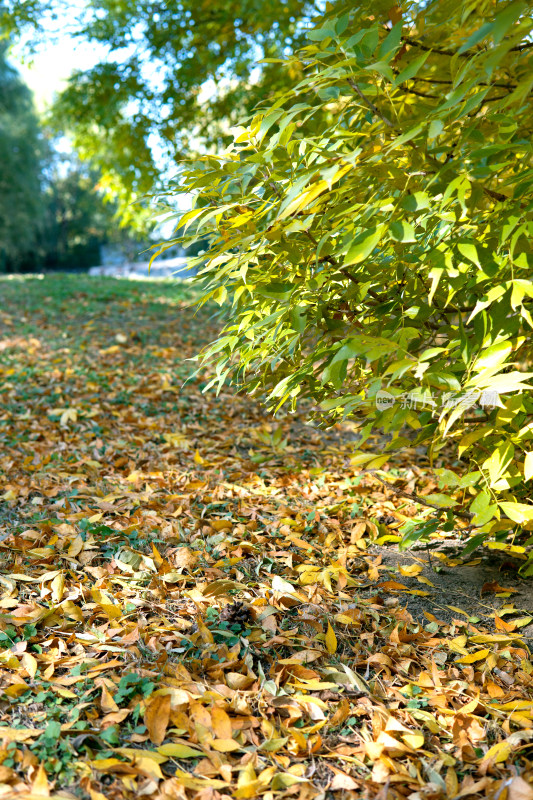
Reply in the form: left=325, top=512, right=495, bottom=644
left=161, top=0, right=533, bottom=566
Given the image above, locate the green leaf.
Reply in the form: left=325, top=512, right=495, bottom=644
left=499, top=502, right=533, bottom=525
left=473, top=341, right=513, bottom=372
left=344, top=225, right=385, bottom=266
left=399, top=519, right=440, bottom=551
left=483, top=442, right=514, bottom=488
left=259, top=282, right=294, bottom=300
left=492, top=1, right=527, bottom=45
left=457, top=242, right=481, bottom=268
left=389, top=220, right=416, bottom=242
left=307, top=24, right=336, bottom=41
left=378, top=21, right=403, bottom=59
left=458, top=21, right=495, bottom=53
left=401, top=192, right=430, bottom=212
left=423, top=493, right=457, bottom=508
left=524, top=453, right=533, bottom=482
left=394, top=52, right=430, bottom=86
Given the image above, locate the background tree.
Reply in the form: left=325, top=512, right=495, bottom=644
left=0, top=42, right=44, bottom=271
left=169, top=0, right=533, bottom=561
left=1, top=0, right=320, bottom=211
left=39, top=158, right=146, bottom=271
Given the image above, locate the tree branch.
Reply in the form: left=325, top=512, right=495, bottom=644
left=403, top=34, right=533, bottom=58
left=367, top=472, right=474, bottom=520
left=346, top=78, right=395, bottom=129
left=401, top=36, right=468, bottom=58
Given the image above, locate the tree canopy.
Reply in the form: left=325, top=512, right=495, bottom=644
left=1, top=0, right=320, bottom=207
left=169, top=0, right=533, bottom=558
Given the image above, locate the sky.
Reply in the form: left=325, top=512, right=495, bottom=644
left=9, top=33, right=193, bottom=225
left=11, top=37, right=107, bottom=110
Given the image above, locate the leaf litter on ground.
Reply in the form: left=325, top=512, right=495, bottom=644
left=0, top=275, right=532, bottom=799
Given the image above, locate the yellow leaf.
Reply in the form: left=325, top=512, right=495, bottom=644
left=291, top=679, right=338, bottom=691
left=499, top=501, right=533, bottom=524
left=61, top=601, right=84, bottom=623
left=335, top=613, right=361, bottom=625
left=513, top=616, right=533, bottom=628
left=210, top=738, right=241, bottom=752
left=445, top=768, right=458, bottom=797
left=0, top=727, right=42, bottom=742
left=0, top=652, right=20, bottom=669
left=50, top=572, right=65, bottom=603
left=90, top=758, right=129, bottom=771
left=157, top=743, right=204, bottom=758
left=271, top=574, right=302, bottom=599
left=399, top=564, right=422, bottom=577
left=31, top=763, right=50, bottom=798
left=402, top=733, right=425, bottom=749
left=126, top=470, right=141, bottom=483
left=51, top=686, right=77, bottom=699
left=101, top=685, right=119, bottom=714
left=325, top=622, right=337, bottom=654
left=22, top=652, right=38, bottom=679
left=490, top=700, right=533, bottom=712
left=482, top=740, right=512, bottom=764
left=88, top=788, right=108, bottom=800
left=470, top=633, right=522, bottom=644
left=133, top=756, right=164, bottom=780
left=163, top=432, right=192, bottom=449
left=171, top=769, right=228, bottom=790
left=98, top=603, right=123, bottom=620
left=67, top=535, right=84, bottom=557
left=60, top=408, right=77, bottom=427
left=446, top=606, right=469, bottom=616
left=194, top=449, right=205, bottom=465
left=116, top=747, right=167, bottom=763
left=455, top=648, right=490, bottom=664
left=4, top=682, right=30, bottom=698
left=525, top=452, right=533, bottom=482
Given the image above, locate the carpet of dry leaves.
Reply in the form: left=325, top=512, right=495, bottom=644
left=0, top=274, right=532, bottom=800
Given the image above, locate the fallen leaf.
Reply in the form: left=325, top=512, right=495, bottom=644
left=325, top=622, right=337, bottom=654
left=145, top=694, right=171, bottom=745
left=455, top=649, right=490, bottom=664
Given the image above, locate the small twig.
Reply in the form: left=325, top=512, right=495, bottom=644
left=401, top=35, right=468, bottom=58
left=366, top=470, right=474, bottom=521
left=425, top=542, right=434, bottom=571
left=346, top=78, right=395, bottom=129
left=402, top=35, right=533, bottom=58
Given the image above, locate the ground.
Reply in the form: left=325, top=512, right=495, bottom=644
left=0, top=274, right=532, bottom=800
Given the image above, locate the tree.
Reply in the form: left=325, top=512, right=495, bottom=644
left=0, top=42, right=44, bottom=271
left=1, top=0, right=320, bottom=209
left=39, top=159, right=146, bottom=271
left=166, top=0, right=533, bottom=562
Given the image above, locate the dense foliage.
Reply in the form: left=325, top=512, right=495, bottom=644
left=1, top=0, right=319, bottom=208
left=168, top=0, right=533, bottom=558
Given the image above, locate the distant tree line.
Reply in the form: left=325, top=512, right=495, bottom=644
left=0, top=44, right=142, bottom=273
